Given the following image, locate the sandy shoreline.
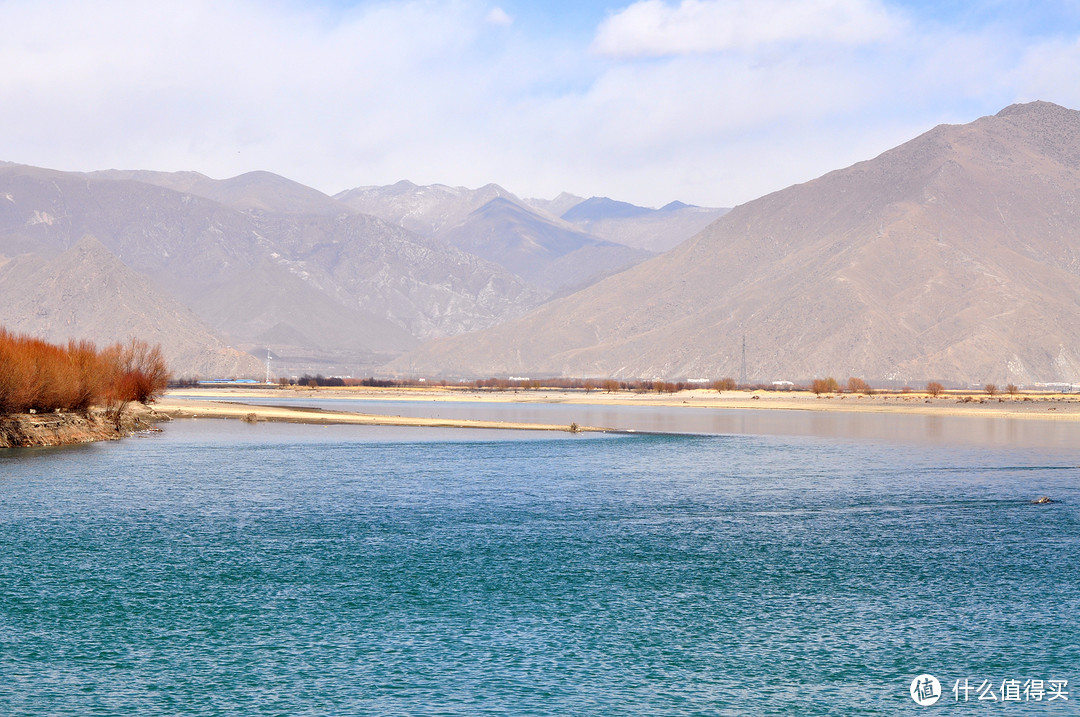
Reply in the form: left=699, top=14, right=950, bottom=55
left=153, top=397, right=614, bottom=433
left=155, top=385, right=1080, bottom=430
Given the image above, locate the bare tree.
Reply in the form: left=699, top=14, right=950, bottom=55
left=712, top=377, right=737, bottom=392
left=847, top=377, right=873, bottom=395
left=811, top=377, right=841, bottom=394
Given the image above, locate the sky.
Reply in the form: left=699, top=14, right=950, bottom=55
left=2, top=0, right=1080, bottom=208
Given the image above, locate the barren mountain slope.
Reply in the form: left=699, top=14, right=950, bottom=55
left=0, top=165, right=414, bottom=360
left=437, top=198, right=651, bottom=293
left=0, top=236, right=263, bottom=377
left=0, top=164, right=544, bottom=373
left=388, top=102, right=1080, bottom=385
left=247, top=210, right=546, bottom=339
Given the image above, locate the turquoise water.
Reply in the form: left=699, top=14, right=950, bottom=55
left=2, top=420, right=1078, bottom=714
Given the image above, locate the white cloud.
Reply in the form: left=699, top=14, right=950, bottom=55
left=0, top=0, right=500, bottom=188
left=486, top=7, right=513, bottom=26
left=592, top=0, right=904, bottom=58
left=0, top=0, right=1078, bottom=209
left=1007, top=36, right=1080, bottom=109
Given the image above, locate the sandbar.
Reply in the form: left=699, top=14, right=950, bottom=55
left=153, top=397, right=612, bottom=433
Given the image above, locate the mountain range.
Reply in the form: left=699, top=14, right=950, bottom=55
left=5, top=101, right=1078, bottom=385
left=389, top=101, right=1080, bottom=386
left=0, top=163, right=714, bottom=377
left=333, top=181, right=721, bottom=292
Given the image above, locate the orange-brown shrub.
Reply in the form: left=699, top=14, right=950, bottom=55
left=712, top=378, right=737, bottom=392
left=0, top=328, right=169, bottom=417
left=847, top=377, right=873, bottom=395
left=811, top=377, right=841, bottom=395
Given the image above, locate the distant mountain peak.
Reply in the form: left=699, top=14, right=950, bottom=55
left=438, top=193, right=650, bottom=294
left=659, top=200, right=692, bottom=211
left=334, top=181, right=530, bottom=236
left=561, top=196, right=654, bottom=221
left=996, top=100, right=1069, bottom=118
left=521, top=192, right=585, bottom=219
left=229, top=169, right=282, bottom=180
left=71, top=233, right=110, bottom=253
left=473, top=196, right=519, bottom=213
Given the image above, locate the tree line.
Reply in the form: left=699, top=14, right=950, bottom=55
left=0, top=328, right=169, bottom=421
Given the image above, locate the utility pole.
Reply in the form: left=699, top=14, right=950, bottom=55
left=740, top=334, right=748, bottom=387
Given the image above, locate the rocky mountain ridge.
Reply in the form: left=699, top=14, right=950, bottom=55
left=386, top=101, right=1080, bottom=386
left=0, top=163, right=708, bottom=377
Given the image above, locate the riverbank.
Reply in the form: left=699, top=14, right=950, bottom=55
left=0, top=406, right=158, bottom=449
left=162, top=385, right=1080, bottom=422
left=8, top=385, right=1079, bottom=449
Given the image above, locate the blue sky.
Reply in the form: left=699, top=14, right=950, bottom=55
left=2, top=0, right=1080, bottom=207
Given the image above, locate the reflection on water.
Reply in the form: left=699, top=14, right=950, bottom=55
left=177, top=394, right=1080, bottom=448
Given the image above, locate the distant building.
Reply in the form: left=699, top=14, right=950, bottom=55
left=198, top=378, right=259, bottom=385
left=1036, top=382, right=1079, bottom=393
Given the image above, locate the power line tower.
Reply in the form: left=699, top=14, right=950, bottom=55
left=739, top=334, right=748, bottom=386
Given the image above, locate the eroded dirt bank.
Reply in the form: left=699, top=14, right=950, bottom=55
left=0, top=406, right=157, bottom=449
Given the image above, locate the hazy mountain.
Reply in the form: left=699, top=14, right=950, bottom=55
left=334, top=181, right=657, bottom=295
left=0, top=164, right=543, bottom=376
left=87, top=169, right=353, bottom=216
left=387, top=101, right=1080, bottom=386
left=334, top=180, right=515, bottom=236
left=559, top=197, right=729, bottom=252
left=242, top=210, right=545, bottom=340
left=0, top=236, right=263, bottom=377
left=437, top=197, right=651, bottom=293
left=561, top=197, right=655, bottom=221
left=522, top=192, right=585, bottom=217
left=0, top=165, right=412, bottom=358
